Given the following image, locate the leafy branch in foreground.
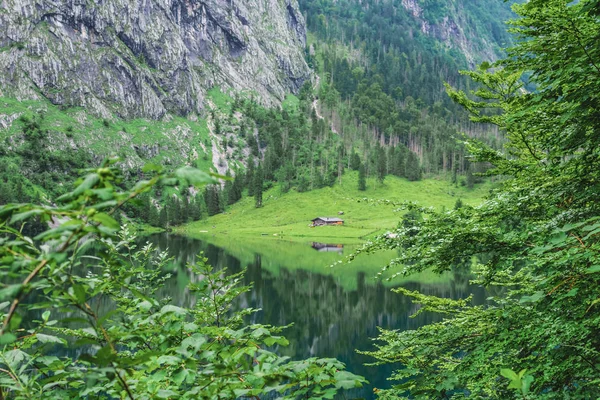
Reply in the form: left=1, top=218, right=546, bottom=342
left=0, top=160, right=365, bottom=398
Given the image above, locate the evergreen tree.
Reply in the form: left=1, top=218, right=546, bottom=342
left=376, top=145, right=387, bottom=183
left=254, top=163, right=264, bottom=208
left=350, top=152, right=361, bottom=170
left=166, top=196, right=181, bottom=226
left=223, top=171, right=233, bottom=206
left=195, top=192, right=207, bottom=220
left=158, top=207, right=168, bottom=228
left=228, top=172, right=243, bottom=205
left=246, top=160, right=255, bottom=197
left=451, top=165, right=458, bottom=185
left=454, top=198, right=463, bottom=210
left=405, top=151, right=421, bottom=181
left=188, top=195, right=201, bottom=222
left=148, top=204, right=160, bottom=227
left=204, top=185, right=223, bottom=216
left=466, top=167, right=475, bottom=189
left=181, top=195, right=190, bottom=223
left=358, top=162, right=366, bottom=191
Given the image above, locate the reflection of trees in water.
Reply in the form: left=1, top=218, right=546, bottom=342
left=146, top=234, right=487, bottom=395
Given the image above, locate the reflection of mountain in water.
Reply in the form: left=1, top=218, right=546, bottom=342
left=311, top=242, right=344, bottom=253
left=146, top=234, right=488, bottom=398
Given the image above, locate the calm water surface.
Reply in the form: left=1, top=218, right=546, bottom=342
left=146, top=233, right=487, bottom=399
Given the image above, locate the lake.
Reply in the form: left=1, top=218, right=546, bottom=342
left=146, top=233, right=487, bottom=399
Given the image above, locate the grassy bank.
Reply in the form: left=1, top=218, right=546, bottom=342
left=178, top=171, right=494, bottom=241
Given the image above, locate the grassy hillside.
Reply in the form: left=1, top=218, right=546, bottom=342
left=0, top=96, right=213, bottom=172
left=178, top=171, right=495, bottom=241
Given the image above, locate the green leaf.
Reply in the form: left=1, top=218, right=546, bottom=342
left=585, top=265, right=600, bottom=274
left=500, top=368, right=519, bottom=381
left=57, top=173, right=100, bottom=201
left=36, top=334, right=66, bottom=345
left=174, top=166, right=217, bottom=186
left=91, top=213, right=120, bottom=231
left=0, top=285, right=22, bottom=301
left=156, top=390, right=178, bottom=399
left=173, top=368, right=190, bottom=385
left=10, top=209, right=44, bottom=224
left=142, top=163, right=163, bottom=173
left=159, top=305, right=187, bottom=317
left=333, top=370, right=363, bottom=389
left=522, top=374, right=534, bottom=395
left=71, top=285, right=86, bottom=304
left=0, top=333, right=17, bottom=345
left=519, top=291, right=544, bottom=304
left=156, top=355, right=180, bottom=365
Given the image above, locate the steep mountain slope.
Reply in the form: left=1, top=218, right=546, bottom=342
left=0, top=0, right=517, bottom=227
left=0, top=0, right=310, bottom=119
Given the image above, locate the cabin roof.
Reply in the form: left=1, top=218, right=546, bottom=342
left=312, top=217, right=344, bottom=222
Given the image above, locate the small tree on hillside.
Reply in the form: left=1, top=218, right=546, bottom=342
left=377, top=145, right=387, bottom=183
left=405, top=151, right=421, bottom=181
left=254, top=163, right=264, bottom=208
left=350, top=152, right=361, bottom=170
left=358, top=162, right=367, bottom=191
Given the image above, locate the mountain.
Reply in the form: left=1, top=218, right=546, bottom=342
left=0, top=0, right=310, bottom=119
left=0, top=0, right=516, bottom=226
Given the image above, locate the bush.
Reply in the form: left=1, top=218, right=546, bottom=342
left=0, top=161, right=366, bottom=398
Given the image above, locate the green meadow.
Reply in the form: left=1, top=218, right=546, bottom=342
left=178, top=170, right=495, bottom=241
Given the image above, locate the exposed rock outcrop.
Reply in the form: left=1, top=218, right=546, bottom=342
left=400, top=0, right=498, bottom=66
left=0, top=0, right=310, bottom=119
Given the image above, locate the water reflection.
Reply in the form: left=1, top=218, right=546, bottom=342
left=146, top=233, right=487, bottom=399
left=311, top=242, right=344, bottom=253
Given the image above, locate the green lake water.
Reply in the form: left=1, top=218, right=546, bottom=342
left=147, top=233, right=488, bottom=399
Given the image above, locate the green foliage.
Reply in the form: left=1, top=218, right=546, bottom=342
left=299, top=0, right=511, bottom=178
left=254, top=163, right=264, bottom=208
left=355, top=0, right=600, bottom=398
left=0, top=161, right=366, bottom=398
left=358, top=162, right=366, bottom=191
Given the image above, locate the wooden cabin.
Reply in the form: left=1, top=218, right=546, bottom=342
left=311, top=217, right=344, bottom=227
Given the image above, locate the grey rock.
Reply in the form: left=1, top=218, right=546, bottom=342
left=0, top=0, right=310, bottom=119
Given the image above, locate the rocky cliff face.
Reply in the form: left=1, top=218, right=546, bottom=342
left=400, top=0, right=506, bottom=66
left=0, top=0, right=310, bottom=119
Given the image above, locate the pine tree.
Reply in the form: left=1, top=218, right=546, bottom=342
left=166, top=196, right=181, bottom=226
left=224, top=170, right=233, bottom=206
left=148, top=204, right=160, bottom=226
left=376, top=145, right=387, bottom=183
left=228, top=172, right=243, bottom=205
left=405, top=151, right=421, bottom=181
left=350, top=152, right=361, bottom=170
left=454, top=198, right=464, bottom=210
left=204, top=185, right=222, bottom=216
left=254, top=163, right=264, bottom=208
left=246, top=160, right=255, bottom=197
left=392, top=146, right=406, bottom=178
left=158, top=207, right=168, bottom=228
left=197, top=193, right=207, bottom=220
left=466, top=167, right=475, bottom=189
left=181, top=195, right=190, bottom=223
left=358, top=162, right=366, bottom=191
left=188, top=196, right=201, bottom=221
